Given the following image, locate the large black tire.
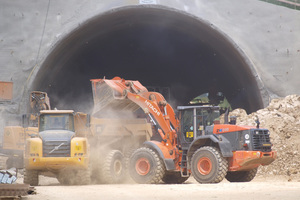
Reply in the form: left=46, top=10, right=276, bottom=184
left=6, top=156, right=23, bottom=169
left=23, top=169, right=39, bottom=186
left=123, top=147, right=137, bottom=181
left=75, top=166, right=91, bottom=185
left=129, top=147, right=165, bottom=184
left=6, top=157, right=13, bottom=169
left=101, top=150, right=126, bottom=184
left=90, top=154, right=104, bottom=184
left=91, top=163, right=103, bottom=184
left=57, top=170, right=77, bottom=185
left=57, top=167, right=91, bottom=185
left=191, top=146, right=228, bottom=183
left=225, top=168, right=258, bottom=182
left=162, top=171, right=190, bottom=184
left=124, top=147, right=136, bottom=170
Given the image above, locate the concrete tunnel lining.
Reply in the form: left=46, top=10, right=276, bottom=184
left=30, top=5, right=264, bottom=114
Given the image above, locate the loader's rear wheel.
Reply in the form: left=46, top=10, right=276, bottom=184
left=191, top=146, right=228, bottom=183
left=162, top=171, right=190, bottom=184
left=225, top=168, right=258, bottom=182
left=102, top=150, right=125, bottom=184
left=23, top=169, right=39, bottom=186
left=129, top=147, right=165, bottom=184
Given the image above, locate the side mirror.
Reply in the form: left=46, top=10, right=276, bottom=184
left=22, top=114, right=29, bottom=128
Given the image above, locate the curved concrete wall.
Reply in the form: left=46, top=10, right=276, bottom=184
left=0, top=0, right=299, bottom=116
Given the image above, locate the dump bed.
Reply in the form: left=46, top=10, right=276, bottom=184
left=90, top=118, right=152, bottom=140
left=2, top=126, right=38, bottom=151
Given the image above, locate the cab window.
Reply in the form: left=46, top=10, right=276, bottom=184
left=39, top=114, right=74, bottom=132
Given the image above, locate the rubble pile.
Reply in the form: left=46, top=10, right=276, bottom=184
left=228, top=95, right=300, bottom=181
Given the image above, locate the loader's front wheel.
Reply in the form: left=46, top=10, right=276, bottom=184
left=129, top=147, right=165, bottom=184
left=191, top=146, right=228, bottom=183
left=102, top=150, right=125, bottom=184
left=225, top=168, right=258, bottom=182
left=23, top=169, right=39, bottom=186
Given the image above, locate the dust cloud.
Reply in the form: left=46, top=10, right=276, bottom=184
left=47, top=91, right=93, bottom=114
left=87, top=106, right=152, bottom=184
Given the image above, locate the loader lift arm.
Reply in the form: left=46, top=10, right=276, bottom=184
left=90, top=77, right=178, bottom=147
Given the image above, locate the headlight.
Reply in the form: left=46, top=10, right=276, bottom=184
left=245, top=134, right=250, bottom=140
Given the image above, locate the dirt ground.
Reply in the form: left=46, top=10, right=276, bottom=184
left=20, top=175, right=300, bottom=200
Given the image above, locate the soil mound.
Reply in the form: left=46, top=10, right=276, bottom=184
left=227, top=95, right=300, bottom=181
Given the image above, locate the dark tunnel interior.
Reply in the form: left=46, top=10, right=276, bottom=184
left=32, top=6, right=263, bottom=114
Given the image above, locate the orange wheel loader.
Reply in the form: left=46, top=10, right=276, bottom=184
left=90, top=77, right=276, bottom=184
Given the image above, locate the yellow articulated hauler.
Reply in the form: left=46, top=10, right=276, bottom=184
left=24, top=109, right=153, bottom=186
left=24, top=110, right=90, bottom=186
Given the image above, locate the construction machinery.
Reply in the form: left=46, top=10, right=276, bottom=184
left=23, top=109, right=152, bottom=185
left=24, top=110, right=91, bottom=185
left=0, top=91, right=50, bottom=169
left=90, top=77, right=276, bottom=184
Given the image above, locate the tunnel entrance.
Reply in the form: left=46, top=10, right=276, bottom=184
left=31, top=5, right=263, bottom=114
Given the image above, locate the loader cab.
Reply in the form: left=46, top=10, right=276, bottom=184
left=177, top=106, right=220, bottom=147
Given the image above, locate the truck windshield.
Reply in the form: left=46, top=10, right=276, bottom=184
left=39, top=114, right=75, bottom=132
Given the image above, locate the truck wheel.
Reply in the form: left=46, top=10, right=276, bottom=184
left=102, top=150, right=125, bottom=184
left=57, top=170, right=76, bottom=185
left=6, top=156, right=23, bottom=169
left=124, top=147, right=136, bottom=180
left=129, top=147, right=165, bottom=184
left=23, top=169, right=39, bottom=186
left=225, top=168, right=258, bottom=182
left=76, top=167, right=91, bottom=185
left=191, top=146, right=228, bottom=183
left=124, top=147, right=136, bottom=170
left=162, top=171, right=190, bottom=184
left=6, top=157, right=13, bottom=169
left=91, top=163, right=104, bottom=184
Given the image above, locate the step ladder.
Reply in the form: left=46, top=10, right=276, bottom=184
left=180, top=149, right=189, bottom=177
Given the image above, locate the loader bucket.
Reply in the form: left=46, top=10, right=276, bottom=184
left=91, top=77, right=147, bottom=116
